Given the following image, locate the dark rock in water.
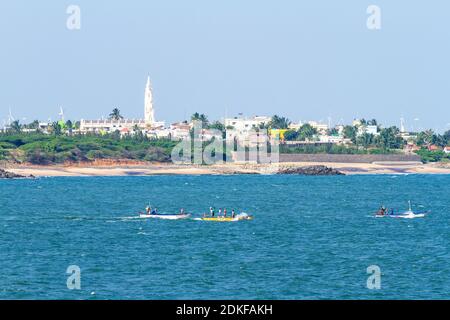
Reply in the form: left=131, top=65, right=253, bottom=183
left=0, top=169, right=34, bottom=179
left=278, top=165, right=345, bottom=176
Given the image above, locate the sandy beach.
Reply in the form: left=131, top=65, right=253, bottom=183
left=3, top=161, right=450, bottom=177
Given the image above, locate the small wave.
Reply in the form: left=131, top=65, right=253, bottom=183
left=120, top=216, right=142, bottom=220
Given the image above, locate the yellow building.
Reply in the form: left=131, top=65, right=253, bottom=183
left=270, top=129, right=289, bottom=140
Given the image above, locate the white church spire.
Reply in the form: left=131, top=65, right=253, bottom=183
left=144, top=76, right=155, bottom=126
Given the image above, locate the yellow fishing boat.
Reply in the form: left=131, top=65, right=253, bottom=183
left=201, top=214, right=253, bottom=222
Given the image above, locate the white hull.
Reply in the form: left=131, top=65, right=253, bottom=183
left=376, top=211, right=426, bottom=219
left=139, top=214, right=191, bottom=220
left=390, top=213, right=425, bottom=219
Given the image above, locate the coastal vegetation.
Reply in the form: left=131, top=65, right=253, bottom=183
left=0, top=132, right=177, bottom=164
left=414, top=149, right=449, bottom=163
left=1, top=112, right=449, bottom=164
left=280, top=144, right=402, bottom=155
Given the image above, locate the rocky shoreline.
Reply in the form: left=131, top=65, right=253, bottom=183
left=278, top=165, right=345, bottom=176
left=0, top=169, right=34, bottom=179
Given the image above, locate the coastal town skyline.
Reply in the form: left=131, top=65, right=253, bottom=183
left=1, top=2, right=450, bottom=132
left=1, top=75, right=448, bottom=134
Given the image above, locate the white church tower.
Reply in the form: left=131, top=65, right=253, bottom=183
left=144, top=76, right=155, bottom=126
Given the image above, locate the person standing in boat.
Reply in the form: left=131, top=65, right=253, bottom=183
left=210, top=207, right=215, bottom=217
left=223, top=208, right=227, bottom=217
left=231, top=209, right=236, bottom=218
left=218, top=208, right=222, bottom=217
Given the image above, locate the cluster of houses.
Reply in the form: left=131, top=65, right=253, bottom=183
left=3, top=77, right=449, bottom=154
left=22, top=112, right=447, bottom=155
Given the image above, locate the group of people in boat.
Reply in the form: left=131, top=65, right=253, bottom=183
left=145, top=206, right=187, bottom=215
left=144, top=206, right=238, bottom=218
left=376, top=205, right=396, bottom=216
left=205, top=207, right=237, bottom=218
left=145, top=206, right=159, bottom=215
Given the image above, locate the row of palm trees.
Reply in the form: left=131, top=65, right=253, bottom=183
left=5, top=108, right=449, bottom=150
left=3, top=107, right=124, bottom=134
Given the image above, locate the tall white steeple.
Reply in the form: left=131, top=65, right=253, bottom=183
left=144, top=76, right=155, bottom=126
left=400, top=116, right=406, bottom=133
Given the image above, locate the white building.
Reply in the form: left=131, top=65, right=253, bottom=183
left=318, top=135, right=347, bottom=144
left=80, top=76, right=165, bottom=134
left=358, top=125, right=378, bottom=136
left=307, top=121, right=329, bottom=135
left=169, top=122, right=191, bottom=140
left=224, top=116, right=271, bottom=132
left=223, top=115, right=271, bottom=146
left=289, top=121, right=329, bottom=135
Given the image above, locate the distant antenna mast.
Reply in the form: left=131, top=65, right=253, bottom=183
left=400, top=116, right=405, bottom=133
left=59, top=107, right=65, bottom=122
left=7, top=107, right=14, bottom=126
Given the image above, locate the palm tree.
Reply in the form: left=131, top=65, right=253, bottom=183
left=284, top=129, right=299, bottom=141
left=298, top=123, right=318, bottom=141
left=376, top=126, right=403, bottom=150
left=109, top=108, right=124, bottom=121
left=416, top=129, right=434, bottom=147
left=191, top=112, right=209, bottom=127
left=443, top=130, right=450, bottom=146
left=208, top=121, right=225, bottom=132
left=328, top=128, right=339, bottom=136
left=24, top=120, right=40, bottom=130
left=268, top=115, right=290, bottom=129
left=65, top=120, right=73, bottom=129
left=51, top=122, right=62, bottom=135
left=357, top=133, right=375, bottom=149
left=343, top=125, right=357, bottom=143
left=10, top=120, right=21, bottom=133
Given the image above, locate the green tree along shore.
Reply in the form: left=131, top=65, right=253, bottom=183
left=1, top=131, right=448, bottom=165
left=0, top=133, right=177, bottom=164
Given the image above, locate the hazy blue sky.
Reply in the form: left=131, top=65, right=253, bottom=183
left=0, top=1, right=449, bottom=132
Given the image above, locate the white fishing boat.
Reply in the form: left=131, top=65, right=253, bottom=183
left=139, top=213, right=191, bottom=220
left=389, top=201, right=427, bottom=219
left=139, top=205, right=191, bottom=220
left=375, top=201, right=427, bottom=219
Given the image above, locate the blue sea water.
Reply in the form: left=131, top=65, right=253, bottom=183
left=0, top=174, right=449, bottom=300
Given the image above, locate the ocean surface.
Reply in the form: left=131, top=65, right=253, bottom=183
left=0, top=174, right=449, bottom=300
